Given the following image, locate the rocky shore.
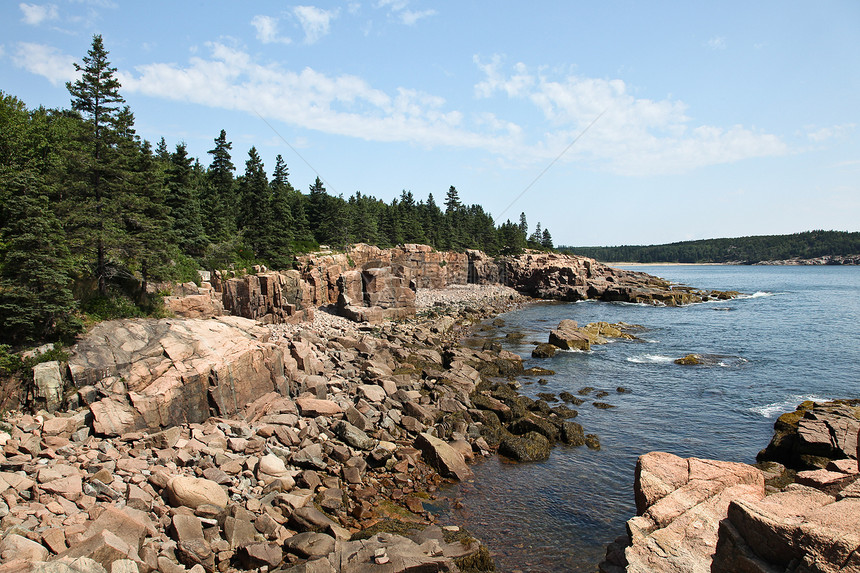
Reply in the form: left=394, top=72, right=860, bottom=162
left=0, top=245, right=756, bottom=573
left=600, top=400, right=860, bottom=573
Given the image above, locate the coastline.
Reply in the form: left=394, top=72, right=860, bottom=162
left=0, top=283, right=540, bottom=572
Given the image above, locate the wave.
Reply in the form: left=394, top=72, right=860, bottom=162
left=717, top=357, right=749, bottom=368
left=627, top=354, right=674, bottom=364
left=749, top=394, right=832, bottom=418
left=736, top=291, right=774, bottom=299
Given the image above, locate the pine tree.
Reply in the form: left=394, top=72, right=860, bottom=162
left=445, top=185, right=461, bottom=214
left=307, top=177, right=328, bottom=244
left=0, top=188, right=81, bottom=344
left=155, top=137, right=169, bottom=161
left=165, top=142, right=207, bottom=257
left=237, top=147, right=270, bottom=258
left=541, top=228, right=554, bottom=249
left=266, top=154, right=295, bottom=268
left=529, top=222, right=542, bottom=245
left=204, top=129, right=236, bottom=241
left=65, top=34, right=126, bottom=295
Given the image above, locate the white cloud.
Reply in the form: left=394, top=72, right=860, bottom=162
left=474, top=55, right=534, bottom=98
left=12, top=39, right=788, bottom=178
left=19, top=3, right=59, bottom=25
left=707, top=36, right=727, bottom=50
left=11, top=42, right=78, bottom=85
left=400, top=9, right=435, bottom=25
left=473, top=57, right=788, bottom=175
left=115, top=43, right=513, bottom=153
left=251, top=15, right=291, bottom=45
left=807, top=123, right=855, bottom=142
left=375, top=0, right=435, bottom=25
left=293, top=6, right=338, bottom=44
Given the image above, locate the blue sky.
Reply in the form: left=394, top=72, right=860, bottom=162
left=2, top=1, right=858, bottom=246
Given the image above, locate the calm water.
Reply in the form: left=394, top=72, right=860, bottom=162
left=439, top=265, right=860, bottom=573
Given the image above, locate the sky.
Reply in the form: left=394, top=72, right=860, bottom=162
left=2, top=1, right=859, bottom=247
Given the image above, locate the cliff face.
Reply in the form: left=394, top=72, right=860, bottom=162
left=167, top=244, right=729, bottom=324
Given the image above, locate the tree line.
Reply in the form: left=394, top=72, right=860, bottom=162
left=559, top=231, right=860, bottom=263
left=0, top=35, right=554, bottom=347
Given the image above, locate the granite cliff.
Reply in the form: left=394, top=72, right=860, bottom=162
left=165, top=244, right=734, bottom=325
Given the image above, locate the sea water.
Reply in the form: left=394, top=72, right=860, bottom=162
left=438, top=265, right=860, bottom=572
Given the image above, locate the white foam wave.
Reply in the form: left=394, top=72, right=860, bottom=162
left=749, top=395, right=831, bottom=418
left=627, top=354, right=674, bottom=364
left=737, top=291, right=774, bottom=299
left=717, top=357, right=749, bottom=368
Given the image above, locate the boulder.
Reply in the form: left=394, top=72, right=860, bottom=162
left=621, top=452, right=765, bottom=573
left=548, top=320, right=591, bottom=351
left=415, top=432, right=473, bottom=481
left=166, top=475, right=229, bottom=510
left=531, top=343, right=557, bottom=358
left=758, top=400, right=860, bottom=470
left=498, top=431, right=552, bottom=462
left=334, top=420, right=376, bottom=451
left=70, top=317, right=287, bottom=435
left=714, top=485, right=860, bottom=573
left=0, top=534, right=49, bottom=562
left=32, top=360, right=64, bottom=413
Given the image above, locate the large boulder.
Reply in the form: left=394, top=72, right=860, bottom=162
left=69, top=317, right=288, bottom=435
left=713, top=485, right=860, bottom=573
left=32, top=360, right=64, bottom=412
left=758, top=400, right=860, bottom=470
left=166, top=475, right=229, bottom=510
left=415, top=432, right=473, bottom=481
left=548, top=319, right=592, bottom=351
left=622, top=452, right=765, bottom=573
left=498, top=431, right=552, bottom=462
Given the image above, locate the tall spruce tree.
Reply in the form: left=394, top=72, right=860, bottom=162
left=237, top=147, right=270, bottom=258
left=445, top=185, right=461, bottom=214
left=266, top=154, right=295, bottom=268
left=541, top=228, right=553, bottom=249
left=165, top=143, right=207, bottom=257
left=66, top=34, right=130, bottom=295
left=204, top=129, right=236, bottom=241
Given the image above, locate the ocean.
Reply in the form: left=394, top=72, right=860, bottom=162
left=438, top=265, right=860, bottom=572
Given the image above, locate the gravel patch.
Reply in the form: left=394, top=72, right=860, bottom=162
left=269, top=283, right=523, bottom=342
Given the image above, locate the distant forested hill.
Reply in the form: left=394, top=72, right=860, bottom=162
left=558, top=231, right=860, bottom=263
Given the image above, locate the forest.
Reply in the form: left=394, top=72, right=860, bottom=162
left=0, top=35, right=555, bottom=349
left=560, top=230, right=860, bottom=264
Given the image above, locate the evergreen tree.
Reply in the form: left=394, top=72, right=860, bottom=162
left=518, top=212, right=529, bottom=240
left=204, top=129, right=236, bottom=241
left=349, top=192, right=380, bottom=245
left=117, top=130, right=175, bottom=289
left=541, top=228, right=553, bottom=249
left=307, top=177, right=328, bottom=244
left=529, top=222, right=542, bottom=245
left=498, top=219, right=526, bottom=255
left=0, top=189, right=81, bottom=344
left=445, top=185, right=462, bottom=214
left=155, top=137, right=169, bottom=161
left=65, top=34, right=126, bottom=295
left=266, top=154, right=295, bottom=269
left=237, top=147, right=270, bottom=257
left=165, top=142, right=207, bottom=256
